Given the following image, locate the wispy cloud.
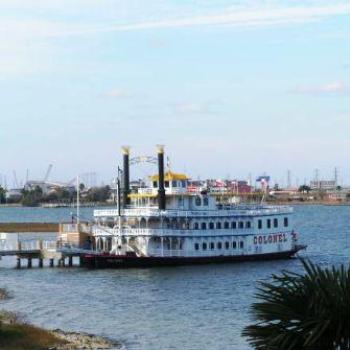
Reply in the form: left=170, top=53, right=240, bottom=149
left=174, top=102, right=216, bottom=115
left=103, top=89, right=132, bottom=98
left=2, top=3, right=350, bottom=38
left=291, top=81, right=350, bottom=95
left=92, top=3, right=350, bottom=33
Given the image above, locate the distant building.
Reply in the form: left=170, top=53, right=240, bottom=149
left=310, top=180, right=336, bottom=190
left=6, top=188, right=22, bottom=201
left=25, top=181, right=76, bottom=195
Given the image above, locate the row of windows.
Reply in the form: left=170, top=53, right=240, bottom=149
left=153, top=180, right=187, bottom=188
left=194, top=241, right=244, bottom=251
left=195, top=196, right=209, bottom=206
left=193, top=221, right=251, bottom=230
left=257, top=217, right=289, bottom=229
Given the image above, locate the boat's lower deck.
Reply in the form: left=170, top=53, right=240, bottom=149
left=81, top=245, right=306, bottom=268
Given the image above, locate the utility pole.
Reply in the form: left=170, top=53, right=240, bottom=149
left=76, top=176, right=80, bottom=225
left=287, top=170, right=291, bottom=189
left=334, top=167, right=338, bottom=187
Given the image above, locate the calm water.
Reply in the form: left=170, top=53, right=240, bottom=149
left=1, top=205, right=350, bottom=350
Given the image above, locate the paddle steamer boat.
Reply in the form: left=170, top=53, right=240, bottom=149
left=82, top=146, right=305, bottom=267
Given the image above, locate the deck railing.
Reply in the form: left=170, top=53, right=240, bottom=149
left=94, top=206, right=293, bottom=218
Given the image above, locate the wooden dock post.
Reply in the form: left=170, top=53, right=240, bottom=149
left=49, top=258, right=54, bottom=268
left=68, top=256, right=73, bottom=267
left=27, top=258, right=32, bottom=268
left=16, top=258, right=21, bottom=269
left=58, top=258, right=65, bottom=267
left=38, top=258, right=43, bottom=268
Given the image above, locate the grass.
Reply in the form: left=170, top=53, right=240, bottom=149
left=0, top=322, right=65, bottom=350
left=0, top=310, right=66, bottom=350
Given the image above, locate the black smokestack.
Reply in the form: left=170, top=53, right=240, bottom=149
left=157, top=145, right=166, bottom=210
left=122, top=146, right=130, bottom=208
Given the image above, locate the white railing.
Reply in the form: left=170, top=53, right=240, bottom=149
left=92, top=227, right=117, bottom=236
left=91, top=227, right=258, bottom=237
left=94, top=206, right=293, bottom=218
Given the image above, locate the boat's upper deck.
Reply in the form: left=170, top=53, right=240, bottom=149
left=94, top=205, right=293, bottom=219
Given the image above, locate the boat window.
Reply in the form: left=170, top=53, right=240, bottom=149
left=284, top=217, right=289, bottom=227
left=194, top=222, right=199, bottom=230
left=165, top=181, right=170, bottom=188
left=217, top=242, right=222, bottom=249
left=210, top=242, right=215, bottom=250
left=224, top=221, right=229, bottom=229
left=232, top=221, right=237, bottom=229
left=246, top=221, right=251, bottom=229
left=203, top=197, right=209, bottom=206
left=267, top=219, right=271, bottom=229
left=195, top=196, right=201, bottom=206
left=202, top=242, right=207, bottom=250
left=216, top=222, right=222, bottom=229
left=201, top=222, right=207, bottom=230
left=240, top=241, right=244, bottom=249
left=274, top=218, right=278, bottom=228
left=239, top=221, right=244, bottom=229
left=181, top=180, right=186, bottom=187
left=153, top=181, right=158, bottom=188
left=225, top=241, right=230, bottom=249
left=172, top=180, right=177, bottom=187
left=209, top=222, right=214, bottom=229
left=232, top=241, right=237, bottom=249
left=258, top=219, right=262, bottom=229
left=194, top=243, right=199, bottom=251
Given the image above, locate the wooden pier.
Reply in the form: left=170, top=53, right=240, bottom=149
left=0, top=235, right=93, bottom=269
left=0, top=222, right=97, bottom=269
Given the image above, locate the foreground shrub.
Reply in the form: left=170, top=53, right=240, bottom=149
left=243, top=259, right=350, bottom=350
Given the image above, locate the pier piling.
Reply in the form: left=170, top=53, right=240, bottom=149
left=49, top=258, right=54, bottom=268
left=27, top=258, right=32, bottom=269
left=68, top=256, right=73, bottom=267
left=38, top=258, right=43, bottom=268
left=16, top=258, right=21, bottom=269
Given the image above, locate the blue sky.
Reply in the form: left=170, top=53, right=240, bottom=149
left=1, top=0, right=350, bottom=187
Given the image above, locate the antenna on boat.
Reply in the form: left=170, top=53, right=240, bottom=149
left=76, top=175, right=80, bottom=225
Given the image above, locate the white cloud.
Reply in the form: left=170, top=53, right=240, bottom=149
left=291, top=81, right=350, bottom=94
left=174, top=102, right=213, bottom=114
left=90, top=3, right=350, bottom=33
left=103, top=89, right=131, bottom=98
